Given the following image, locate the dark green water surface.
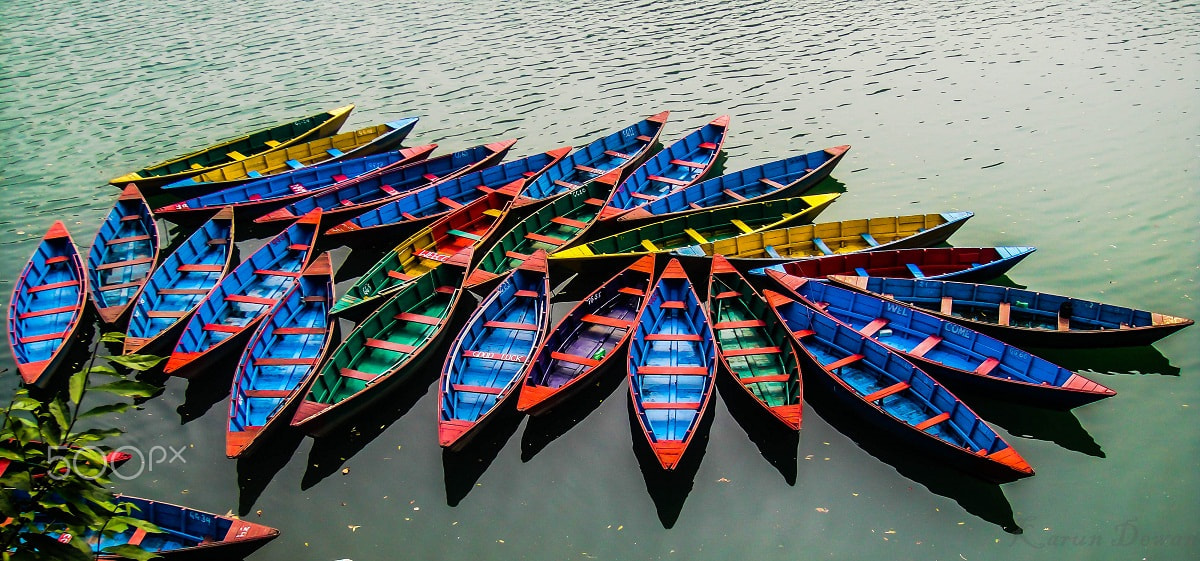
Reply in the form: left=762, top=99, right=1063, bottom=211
left=2, top=1, right=1197, bottom=559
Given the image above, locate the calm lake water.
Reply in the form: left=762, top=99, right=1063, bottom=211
left=2, top=0, right=1198, bottom=559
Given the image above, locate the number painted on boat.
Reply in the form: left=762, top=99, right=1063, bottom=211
left=288, top=183, right=307, bottom=194
left=234, top=524, right=251, bottom=538
left=416, top=250, right=449, bottom=262
left=943, top=322, right=972, bottom=337
left=455, top=150, right=469, bottom=159
left=885, top=302, right=910, bottom=316
left=187, top=511, right=212, bottom=524
left=622, top=127, right=636, bottom=137
left=1009, top=348, right=1028, bottom=360
left=462, top=350, right=526, bottom=362
left=585, top=291, right=603, bottom=306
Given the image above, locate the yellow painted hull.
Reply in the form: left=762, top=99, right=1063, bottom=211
left=110, top=104, right=354, bottom=188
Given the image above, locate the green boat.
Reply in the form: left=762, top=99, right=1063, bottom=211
left=549, top=193, right=841, bottom=260
left=111, top=104, right=354, bottom=189
left=465, top=171, right=623, bottom=288
left=707, top=255, right=802, bottom=430
left=290, top=248, right=472, bottom=436
left=330, top=187, right=516, bottom=317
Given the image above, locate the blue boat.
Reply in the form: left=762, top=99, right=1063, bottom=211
left=603, top=115, right=729, bottom=216
left=32, top=492, right=279, bottom=559
left=254, top=139, right=516, bottom=226
left=155, top=144, right=436, bottom=219
left=770, top=272, right=1116, bottom=409
left=614, top=145, right=851, bottom=226
left=438, top=250, right=550, bottom=450
left=827, top=275, right=1195, bottom=348
left=627, top=258, right=716, bottom=470
left=749, top=246, right=1037, bottom=281
left=87, top=184, right=161, bottom=325
left=124, top=208, right=235, bottom=356
left=227, top=253, right=334, bottom=458
left=7, top=221, right=88, bottom=386
left=163, top=210, right=320, bottom=378
left=161, top=116, right=420, bottom=192
left=764, top=289, right=1034, bottom=481
left=513, top=112, right=668, bottom=208
left=324, top=145, right=571, bottom=239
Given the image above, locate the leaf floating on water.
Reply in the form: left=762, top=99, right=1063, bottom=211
left=815, top=507, right=829, bottom=513
left=716, top=477, right=730, bottom=483
left=884, top=530, right=896, bottom=534
left=348, top=525, right=361, bottom=532
left=342, top=468, right=350, bottom=475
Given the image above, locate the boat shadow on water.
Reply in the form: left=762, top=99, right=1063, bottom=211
left=627, top=395, right=714, bottom=530
left=713, top=373, right=800, bottom=486
left=1028, top=344, right=1181, bottom=377
left=803, top=380, right=1023, bottom=534
left=520, top=358, right=628, bottom=462
left=952, top=389, right=1105, bottom=458
left=300, top=300, right=476, bottom=490
left=174, top=350, right=241, bottom=424
left=236, top=428, right=305, bottom=515
left=441, top=401, right=524, bottom=507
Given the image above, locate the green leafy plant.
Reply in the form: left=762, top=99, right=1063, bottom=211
left=1, top=332, right=166, bottom=561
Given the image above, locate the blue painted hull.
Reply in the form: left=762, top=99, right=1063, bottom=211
left=324, top=146, right=569, bottom=239
left=515, top=112, right=668, bottom=206
left=766, top=290, right=1033, bottom=481
left=615, top=145, right=850, bottom=225
left=438, top=251, right=549, bottom=449
left=156, top=144, right=435, bottom=218
left=627, top=259, right=716, bottom=470
left=776, top=276, right=1115, bottom=408
left=163, top=212, right=319, bottom=378
left=87, top=185, right=160, bottom=325
left=7, top=221, right=87, bottom=386
left=606, top=116, right=729, bottom=213
left=124, top=208, right=235, bottom=355
left=227, top=254, right=334, bottom=457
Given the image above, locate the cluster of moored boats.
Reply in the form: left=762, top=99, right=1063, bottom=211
left=8, top=105, right=1194, bottom=557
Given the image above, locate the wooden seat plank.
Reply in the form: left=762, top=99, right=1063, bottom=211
left=915, top=412, right=951, bottom=431
left=823, top=354, right=865, bottom=371
left=862, top=381, right=910, bottom=402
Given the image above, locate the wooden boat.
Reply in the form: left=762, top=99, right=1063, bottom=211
left=551, top=194, right=840, bottom=260
left=324, top=145, right=571, bottom=239
left=110, top=104, right=354, bottom=189
left=254, top=139, right=515, bottom=225
left=161, top=117, right=419, bottom=191
left=330, top=186, right=517, bottom=317
left=7, top=221, right=88, bottom=386
left=750, top=246, right=1036, bottom=282
left=124, top=208, right=235, bottom=355
left=513, top=112, right=668, bottom=207
left=686, top=211, right=972, bottom=267
left=603, top=116, right=730, bottom=216
left=828, top=275, right=1195, bottom=348
left=155, top=144, right=436, bottom=219
left=227, top=254, right=335, bottom=457
left=707, top=256, right=802, bottom=429
left=438, top=250, right=550, bottom=450
left=465, top=170, right=622, bottom=288
left=613, top=145, right=852, bottom=226
left=771, top=272, right=1115, bottom=408
left=162, top=210, right=320, bottom=378
left=518, top=254, right=655, bottom=415
left=39, top=493, right=278, bottom=559
left=763, top=289, right=1034, bottom=481
left=86, top=185, right=161, bottom=325
left=291, top=248, right=472, bottom=436
left=628, top=258, right=716, bottom=470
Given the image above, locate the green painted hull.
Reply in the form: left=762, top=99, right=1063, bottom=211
left=551, top=193, right=840, bottom=260
left=291, top=259, right=468, bottom=435
left=466, top=177, right=619, bottom=287
left=708, top=257, right=802, bottom=429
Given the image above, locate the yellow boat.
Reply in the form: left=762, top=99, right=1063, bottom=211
left=160, top=116, right=418, bottom=191
left=109, top=104, right=354, bottom=188
left=549, top=193, right=840, bottom=260
left=688, top=211, right=974, bottom=266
